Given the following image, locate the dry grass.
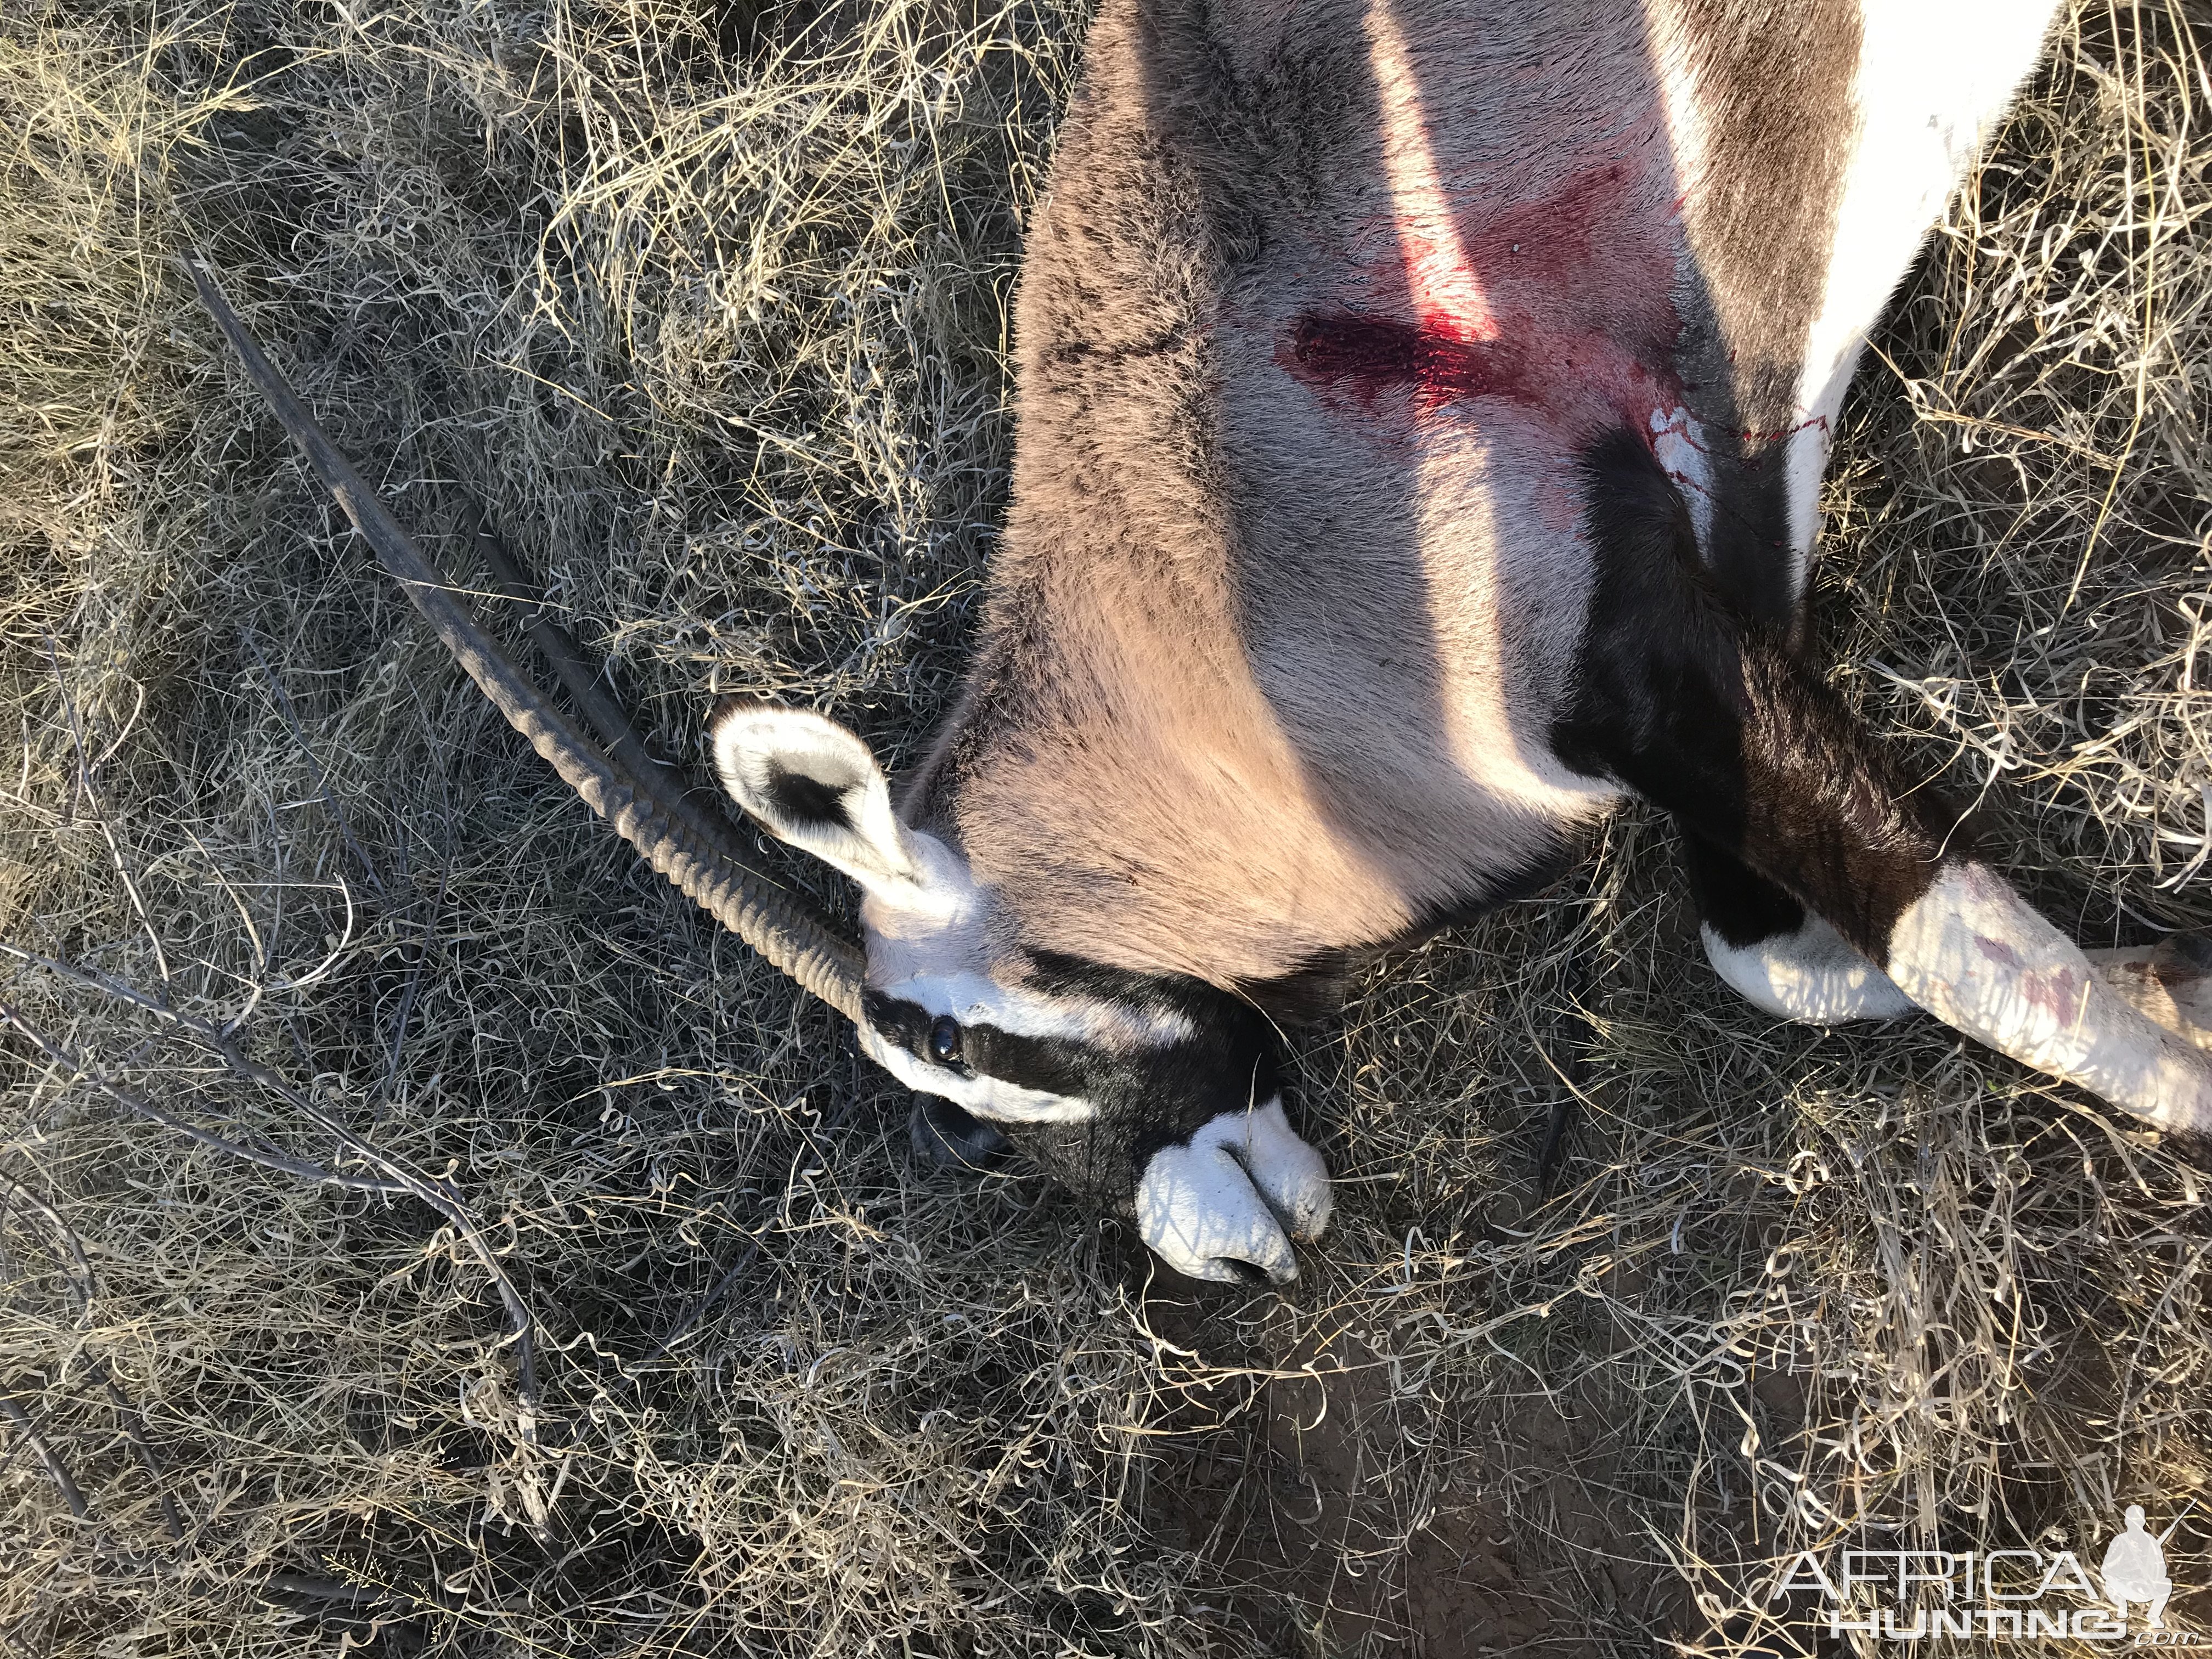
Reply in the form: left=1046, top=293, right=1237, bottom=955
left=3, top=0, right=2210, bottom=1653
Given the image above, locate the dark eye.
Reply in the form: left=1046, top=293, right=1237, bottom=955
left=927, top=1016, right=963, bottom=1065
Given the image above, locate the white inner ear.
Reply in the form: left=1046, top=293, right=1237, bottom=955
left=711, top=706, right=926, bottom=896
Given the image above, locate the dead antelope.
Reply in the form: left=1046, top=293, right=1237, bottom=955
left=196, top=0, right=2212, bottom=1289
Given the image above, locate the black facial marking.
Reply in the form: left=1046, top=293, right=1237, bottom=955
left=865, top=990, right=971, bottom=1079
left=861, top=956, right=1290, bottom=1215
left=1551, top=428, right=1962, bottom=959
left=765, top=765, right=849, bottom=828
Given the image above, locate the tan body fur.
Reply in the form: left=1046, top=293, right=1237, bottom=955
left=706, top=0, right=2212, bottom=1281
left=905, top=0, right=2046, bottom=991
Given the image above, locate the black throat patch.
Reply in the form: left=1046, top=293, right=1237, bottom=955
left=864, top=952, right=1287, bottom=1213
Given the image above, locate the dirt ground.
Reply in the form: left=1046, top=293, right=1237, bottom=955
left=1147, top=1294, right=1692, bottom=1655
left=7, top=0, right=2212, bottom=1653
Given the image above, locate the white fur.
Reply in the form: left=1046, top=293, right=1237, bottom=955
left=860, top=1025, right=1098, bottom=1124
left=1781, top=1, right=2061, bottom=589
left=1702, top=915, right=1915, bottom=1025
left=714, top=709, right=1205, bottom=1127
left=712, top=707, right=944, bottom=906
left=856, top=841, right=1190, bottom=1125
left=855, top=960, right=1200, bottom=1126
left=1134, top=1098, right=1331, bottom=1284
left=866, top=969, right=1196, bottom=1049
left=1887, top=865, right=2212, bottom=1133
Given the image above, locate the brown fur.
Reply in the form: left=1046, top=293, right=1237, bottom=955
left=1654, top=0, right=1863, bottom=447
left=898, top=0, right=2024, bottom=993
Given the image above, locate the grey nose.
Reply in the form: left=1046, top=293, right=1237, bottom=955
left=909, top=1094, right=1013, bottom=1170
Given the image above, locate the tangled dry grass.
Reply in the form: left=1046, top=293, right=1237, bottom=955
left=3, top=0, right=2211, bottom=1652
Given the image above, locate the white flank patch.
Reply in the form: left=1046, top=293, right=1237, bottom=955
left=1887, top=864, right=2212, bottom=1133
left=1785, top=0, right=2061, bottom=586
left=1701, top=915, right=1915, bottom=1025
left=1135, top=1098, right=1332, bottom=1285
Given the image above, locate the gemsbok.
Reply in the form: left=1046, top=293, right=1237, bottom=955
left=194, top=0, right=2212, bottom=1287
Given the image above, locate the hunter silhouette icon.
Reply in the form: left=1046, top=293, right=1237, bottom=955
left=2103, top=1506, right=2175, bottom=1627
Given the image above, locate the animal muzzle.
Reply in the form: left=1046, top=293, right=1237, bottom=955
left=961, top=1096, right=1332, bottom=1284
left=1131, top=1098, right=1332, bottom=1283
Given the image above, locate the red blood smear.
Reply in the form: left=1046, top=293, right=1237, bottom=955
left=1291, top=316, right=1531, bottom=411
left=1276, top=159, right=1685, bottom=438
left=1286, top=313, right=1530, bottom=409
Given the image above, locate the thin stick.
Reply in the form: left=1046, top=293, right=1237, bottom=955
left=0, top=1173, right=94, bottom=1321
left=44, top=635, right=170, bottom=985
left=0, top=1005, right=411, bottom=1198
left=0, top=1395, right=89, bottom=1521
left=91, top=1362, right=186, bottom=1543
left=0, top=947, right=540, bottom=1417
left=630, top=1239, right=765, bottom=1370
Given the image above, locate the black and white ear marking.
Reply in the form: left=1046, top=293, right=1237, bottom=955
left=710, top=705, right=921, bottom=893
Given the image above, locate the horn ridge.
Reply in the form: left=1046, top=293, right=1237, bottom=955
left=185, top=253, right=865, bottom=1023
left=455, top=499, right=789, bottom=921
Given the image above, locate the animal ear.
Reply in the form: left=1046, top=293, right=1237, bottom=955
left=710, top=706, right=922, bottom=894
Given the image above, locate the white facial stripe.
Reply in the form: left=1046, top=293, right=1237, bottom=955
left=848, top=815, right=1205, bottom=1124
left=860, top=1025, right=1096, bottom=1124
left=869, top=970, right=1197, bottom=1050
left=1887, top=864, right=2212, bottom=1133
left=1701, top=915, right=1915, bottom=1026
left=1135, top=1099, right=1331, bottom=1285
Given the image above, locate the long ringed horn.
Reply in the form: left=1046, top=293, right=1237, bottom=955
left=185, top=256, right=866, bottom=1023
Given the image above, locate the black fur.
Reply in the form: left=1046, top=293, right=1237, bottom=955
left=765, top=765, right=849, bottom=828
left=1552, top=428, right=1959, bottom=960
left=864, top=956, right=1286, bottom=1214
left=1238, top=950, right=1353, bottom=1026
left=1696, top=463, right=1800, bottom=628
left=1680, top=830, right=1805, bottom=948
left=909, top=1096, right=1013, bottom=1169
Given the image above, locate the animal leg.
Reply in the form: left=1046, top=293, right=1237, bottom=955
left=1685, top=828, right=2211, bottom=1044
left=1558, top=431, right=2212, bottom=1135
left=1682, top=831, right=1914, bottom=1024
left=2085, top=935, right=2212, bottom=1052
